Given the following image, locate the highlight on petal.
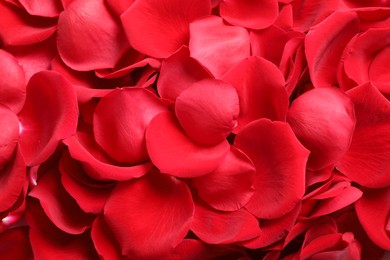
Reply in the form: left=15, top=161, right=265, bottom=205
left=223, top=56, right=288, bottom=132
left=189, top=15, right=250, bottom=78
left=191, top=146, right=255, bottom=211
left=337, top=83, right=390, bottom=188
left=121, top=0, right=211, bottom=58
left=0, top=104, right=19, bottom=166
left=57, top=0, right=129, bottom=71
left=235, top=118, right=309, bottom=219
left=93, top=87, right=167, bottom=164
left=18, top=71, right=78, bottom=166
left=175, top=79, right=239, bottom=146
left=146, top=112, right=230, bottom=178
left=287, top=87, right=356, bottom=171
left=104, top=171, right=194, bottom=259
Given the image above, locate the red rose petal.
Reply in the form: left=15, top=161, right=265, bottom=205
left=18, top=71, right=78, bottom=166
left=175, top=79, right=239, bottom=146
left=189, top=15, right=250, bottom=78
left=219, top=0, right=278, bottom=29
left=191, top=146, right=255, bottom=211
left=287, top=87, right=356, bottom=171
left=0, top=227, right=32, bottom=259
left=57, top=0, right=129, bottom=71
left=146, top=112, right=230, bottom=177
left=18, top=0, right=62, bottom=17
left=94, top=87, right=167, bottom=164
left=91, top=215, right=122, bottom=260
left=104, top=171, right=194, bottom=258
left=106, top=0, right=135, bottom=16
left=0, top=105, right=19, bottom=166
left=235, top=119, right=309, bottom=219
left=223, top=56, right=288, bottom=132
left=121, top=0, right=211, bottom=58
left=337, top=83, right=390, bottom=188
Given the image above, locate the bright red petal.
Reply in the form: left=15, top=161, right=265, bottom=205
left=91, top=216, right=122, bottom=260
left=18, top=0, right=62, bottom=17
left=0, top=104, right=19, bottom=166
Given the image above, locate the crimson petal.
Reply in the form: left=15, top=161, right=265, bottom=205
left=0, top=104, right=19, bottom=166
left=91, top=216, right=122, bottom=260
left=0, top=227, right=32, bottom=259
left=18, top=0, right=62, bottom=17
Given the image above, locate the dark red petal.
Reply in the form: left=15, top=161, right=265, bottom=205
left=104, top=171, right=194, bottom=258
left=287, top=88, right=356, bottom=171
left=189, top=15, right=250, bottom=78
left=91, top=215, right=122, bottom=260
left=191, top=202, right=261, bottom=244
left=191, top=146, right=255, bottom=211
left=0, top=49, right=26, bottom=113
left=146, top=112, right=230, bottom=177
left=157, top=46, right=212, bottom=101
left=235, top=119, right=309, bottom=219
left=305, top=11, right=359, bottom=88
left=57, top=0, right=129, bottom=71
left=94, top=87, right=167, bottom=164
left=18, top=71, right=78, bottom=166
left=121, top=0, right=211, bottom=58
left=223, top=56, right=288, bottom=132
left=337, top=83, right=390, bottom=188
left=175, top=79, right=239, bottom=146
left=0, top=104, right=19, bottom=166
left=18, top=0, right=62, bottom=17
left=355, top=187, right=390, bottom=250
left=0, top=227, right=32, bottom=259
left=219, top=0, right=278, bottom=29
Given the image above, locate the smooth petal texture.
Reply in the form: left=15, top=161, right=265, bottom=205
left=219, top=0, right=278, bottom=29
left=146, top=112, right=230, bottom=177
left=18, top=0, right=63, bottom=17
left=337, top=83, right=390, bottom=188
left=104, top=172, right=194, bottom=258
left=157, top=46, right=212, bottom=101
left=91, top=216, right=122, bottom=260
left=175, top=79, right=239, bottom=146
left=355, top=187, right=390, bottom=250
left=235, top=119, right=309, bottom=219
left=94, top=87, right=167, bottom=164
left=191, top=147, right=255, bottom=211
left=287, top=87, right=356, bottom=171
left=18, top=71, right=78, bottom=166
left=189, top=16, right=250, bottom=78
left=191, top=202, right=261, bottom=244
left=0, top=49, right=26, bottom=113
left=0, top=227, right=32, bottom=259
left=223, top=56, right=288, bottom=132
left=305, top=12, right=359, bottom=88
left=0, top=104, right=19, bottom=166
left=121, top=0, right=211, bottom=58
left=57, top=0, right=129, bottom=71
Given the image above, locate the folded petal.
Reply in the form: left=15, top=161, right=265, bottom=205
left=18, top=71, right=78, bottom=166
left=57, top=0, right=129, bottom=71
left=104, top=171, right=194, bottom=258
left=0, top=104, right=19, bottom=166
left=91, top=216, right=122, bottom=260
left=146, top=112, right=230, bottom=178
left=223, top=56, right=288, bottom=132
left=235, top=118, right=309, bottom=219
left=18, top=0, right=62, bottom=17
left=189, top=16, right=250, bottom=78
left=287, top=87, right=356, bottom=171
left=121, top=0, right=211, bottom=58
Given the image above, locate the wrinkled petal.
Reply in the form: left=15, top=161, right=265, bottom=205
left=235, top=118, right=309, bottom=219
left=18, top=0, right=62, bottom=17
left=0, top=227, right=32, bottom=259
left=189, top=15, right=250, bottom=78
left=104, top=171, right=194, bottom=258
left=287, top=87, right=356, bottom=171
left=121, top=0, right=211, bottom=58
left=146, top=112, right=230, bottom=178
left=91, top=216, right=122, bottom=260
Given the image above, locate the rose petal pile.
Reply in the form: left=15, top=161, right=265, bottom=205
left=0, top=0, right=390, bottom=259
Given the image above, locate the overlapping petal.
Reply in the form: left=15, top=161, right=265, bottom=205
left=0, top=105, right=19, bottom=166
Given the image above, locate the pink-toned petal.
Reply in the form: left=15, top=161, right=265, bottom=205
left=57, top=0, right=129, bottom=71
left=235, top=119, right=309, bottom=219
left=18, top=0, right=62, bottom=17
left=104, top=171, right=194, bottom=259
left=94, top=87, right=167, bottom=164
left=337, top=83, right=390, bottom=188
left=106, top=0, right=135, bottom=16
left=0, top=105, right=19, bottom=166
left=219, top=0, right=278, bottom=29
left=0, top=227, right=32, bottom=259
left=305, top=11, right=359, bottom=88
left=189, top=15, right=250, bottom=78
left=0, top=49, right=26, bottom=113
left=146, top=112, right=230, bottom=177
left=287, top=87, right=356, bottom=171
left=223, top=56, right=288, bottom=132
left=175, top=79, right=239, bottom=146
left=157, top=46, right=212, bottom=101
left=191, top=202, right=261, bottom=244
left=191, top=147, right=255, bottom=211
left=355, top=187, right=390, bottom=250
left=18, top=71, right=78, bottom=166
left=121, top=0, right=211, bottom=58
